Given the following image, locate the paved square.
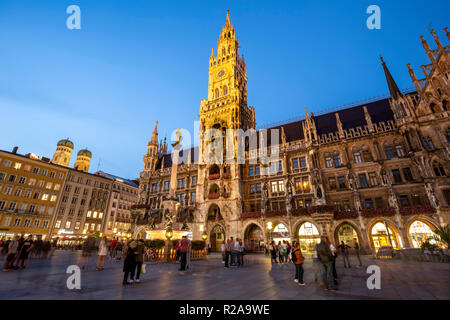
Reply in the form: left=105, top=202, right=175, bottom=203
left=0, top=251, right=449, bottom=300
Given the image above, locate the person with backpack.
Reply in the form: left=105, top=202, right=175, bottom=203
left=316, top=235, right=337, bottom=291
left=269, top=240, right=277, bottom=264
left=292, top=243, right=306, bottom=285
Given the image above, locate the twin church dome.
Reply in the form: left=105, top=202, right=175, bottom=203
left=52, top=138, right=92, bottom=172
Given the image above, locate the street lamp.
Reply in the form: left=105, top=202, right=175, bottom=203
left=165, top=226, right=174, bottom=240
left=267, top=221, right=273, bottom=243
left=202, top=231, right=208, bottom=241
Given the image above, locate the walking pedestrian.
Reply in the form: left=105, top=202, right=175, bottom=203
left=316, top=235, right=337, bottom=291
left=312, top=243, right=322, bottom=284
left=277, top=241, right=283, bottom=263
left=354, top=238, right=363, bottom=267
left=80, top=237, right=96, bottom=270
left=179, top=235, right=190, bottom=271
left=96, top=236, right=108, bottom=271
left=3, top=236, right=19, bottom=271
left=232, top=238, right=240, bottom=267
left=122, top=240, right=137, bottom=285
left=282, top=240, right=289, bottom=264
left=109, top=237, right=118, bottom=261
left=292, top=243, right=306, bottom=285
left=133, top=239, right=145, bottom=283
left=329, top=240, right=338, bottom=285
left=16, top=235, right=34, bottom=269
left=220, top=240, right=226, bottom=264
left=338, top=241, right=351, bottom=268
left=175, top=240, right=181, bottom=262
left=116, top=241, right=123, bottom=260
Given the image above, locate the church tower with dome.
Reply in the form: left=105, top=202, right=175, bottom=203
left=74, top=149, right=92, bottom=172
left=51, top=138, right=74, bottom=167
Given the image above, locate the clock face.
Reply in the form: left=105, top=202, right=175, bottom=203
left=216, top=69, right=226, bottom=78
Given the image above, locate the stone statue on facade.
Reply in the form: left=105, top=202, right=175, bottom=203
left=425, top=182, right=440, bottom=208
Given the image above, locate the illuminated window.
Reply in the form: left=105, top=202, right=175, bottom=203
left=50, top=195, right=57, bottom=202
left=41, top=193, right=49, bottom=201
left=65, top=221, right=71, bottom=229
left=55, top=220, right=61, bottom=228
left=14, top=162, right=22, bottom=170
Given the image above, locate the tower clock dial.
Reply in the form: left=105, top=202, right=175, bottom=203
left=216, top=69, right=226, bottom=79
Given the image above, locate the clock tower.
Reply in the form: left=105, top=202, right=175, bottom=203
left=199, top=9, right=255, bottom=134
left=196, top=10, right=255, bottom=240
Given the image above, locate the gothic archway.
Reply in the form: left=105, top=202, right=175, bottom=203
left=244, top=223, right=264, bottom=252
left=210, top=224, right=225, bottom=252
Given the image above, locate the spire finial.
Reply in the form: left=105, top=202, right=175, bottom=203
left=380, top=56, right=402, bottom=100
left=225, top=9, right=231, bottom=27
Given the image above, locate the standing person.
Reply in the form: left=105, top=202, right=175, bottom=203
left=316, top=235, right=337, bottom=291
left=109, top=237, right=118, bottom=261
left=292, top=243, right=306, bottom=285
left=3, top=236, right=19, bottom=271
left=133, top=239, right=145, bottom=283
left=282, top=240, right=289, bottom=264
left=338, top=241, right=351, bottom=268
left=16, top=235, right=34, bottom=269
left=224, top=239, right=231, bottom=268
left=230, top=237, right=237, bottom=266
left=175, top=240, right=181, bottom=262
left=277, top=241, right=284, bottom=264
left=286, top=241, right=292, bottom=263
left=233, top=238, right=240, bottom=267
left=238, top=238, right=244, bottom=267
left=312, top=243, right=322, bottom=284
left=353, top=238, right=363, bottom=267
left=122, top=240, right=137, bottom=285
left=220, top=240, right=226, bottom=264
left=116, top=241, right=123, bottom=261
left=50, top=239, right=58, bottom=258
left=269, top=240, right=277, bottom=264
left=179, top=235, right=190, bottom=271
left=1, top=238, right=10, bottom=258
left=329, top=240, right=338, bottom=286
left=96, top=236, right=108, bottom=271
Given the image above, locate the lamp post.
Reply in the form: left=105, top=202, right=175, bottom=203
left=165, top=226, right=173, bottom=262
left=202, top=231, right=208, bottom=255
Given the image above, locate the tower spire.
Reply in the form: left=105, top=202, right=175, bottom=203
left=225, top=9, right=231, bottom=27
left=380, top=56, right=402, bottom=100
left=150, top=120, right=159, bottom=145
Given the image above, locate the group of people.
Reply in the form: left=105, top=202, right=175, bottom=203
left=267, top=236, right=363, bottom=291
left=267, top=240, right=292, bottom=264
left=221, top=237, right=245, bottom=267
left=2, top=235, right=36, bottom=271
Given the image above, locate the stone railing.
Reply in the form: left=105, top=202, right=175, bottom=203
left=290, top=208, right=310, bottom=217
left=208, top=193, right=220, bottom=200
left=222, top=173, right=230, bottom=179
left=144, top=248, right=206, bottom=262
left=222, top=193, right=230, bottom=198
left=265, top=210, right=288, bottom=218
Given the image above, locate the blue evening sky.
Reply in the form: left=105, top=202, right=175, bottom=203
left=0, top=0, right=448, bottom=179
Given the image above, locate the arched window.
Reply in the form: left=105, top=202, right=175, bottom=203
left=430, top=103, right=440, bottom=113
left=215, top=89, right=219, bottom=99
left=432, top=161, right=446, bottom=177
left=223, top=86, right=228, bottom=95
left=423, top=136, right=434, bottom=150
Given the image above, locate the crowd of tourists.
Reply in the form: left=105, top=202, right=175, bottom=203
left=266, top=236, right=363, bottom=291
left=220, top=237, right=245, bottom=267
left=1, top=235, right=58, bottom=271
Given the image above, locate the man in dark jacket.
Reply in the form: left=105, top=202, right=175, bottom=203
left=316, top=235, right=337, bottom=291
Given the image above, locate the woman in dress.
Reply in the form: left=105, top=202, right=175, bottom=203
left=96, top=236, right=108, bottom=271
left=122, top=240, right=137, bottom=285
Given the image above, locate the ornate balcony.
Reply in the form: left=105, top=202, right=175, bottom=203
left=208, top=193, right=220, bottom=200
left=361, top=207, right=396, bottom=218
left=265, top=210, right=288, bottom=218
left=400, top=205, right=436, bottom=216
left=291, top=208, right=309, bottom=217
left=334, top=210, right=359, bottom=220
left=222, top=173, right=230, bottom=179
left=208, top=174, right=220, bottom=180
left=222, top=193, right=230, bottom=198
left=242, top=212, right=262, bottom=220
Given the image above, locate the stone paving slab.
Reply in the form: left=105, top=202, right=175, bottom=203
left=0, top=251, right=449, bottom=300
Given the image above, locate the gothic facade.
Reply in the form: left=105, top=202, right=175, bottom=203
left=134, top=12, right=450, bottom=253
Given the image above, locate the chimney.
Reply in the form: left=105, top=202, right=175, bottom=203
left=12, top=146, right=18, bottom=154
